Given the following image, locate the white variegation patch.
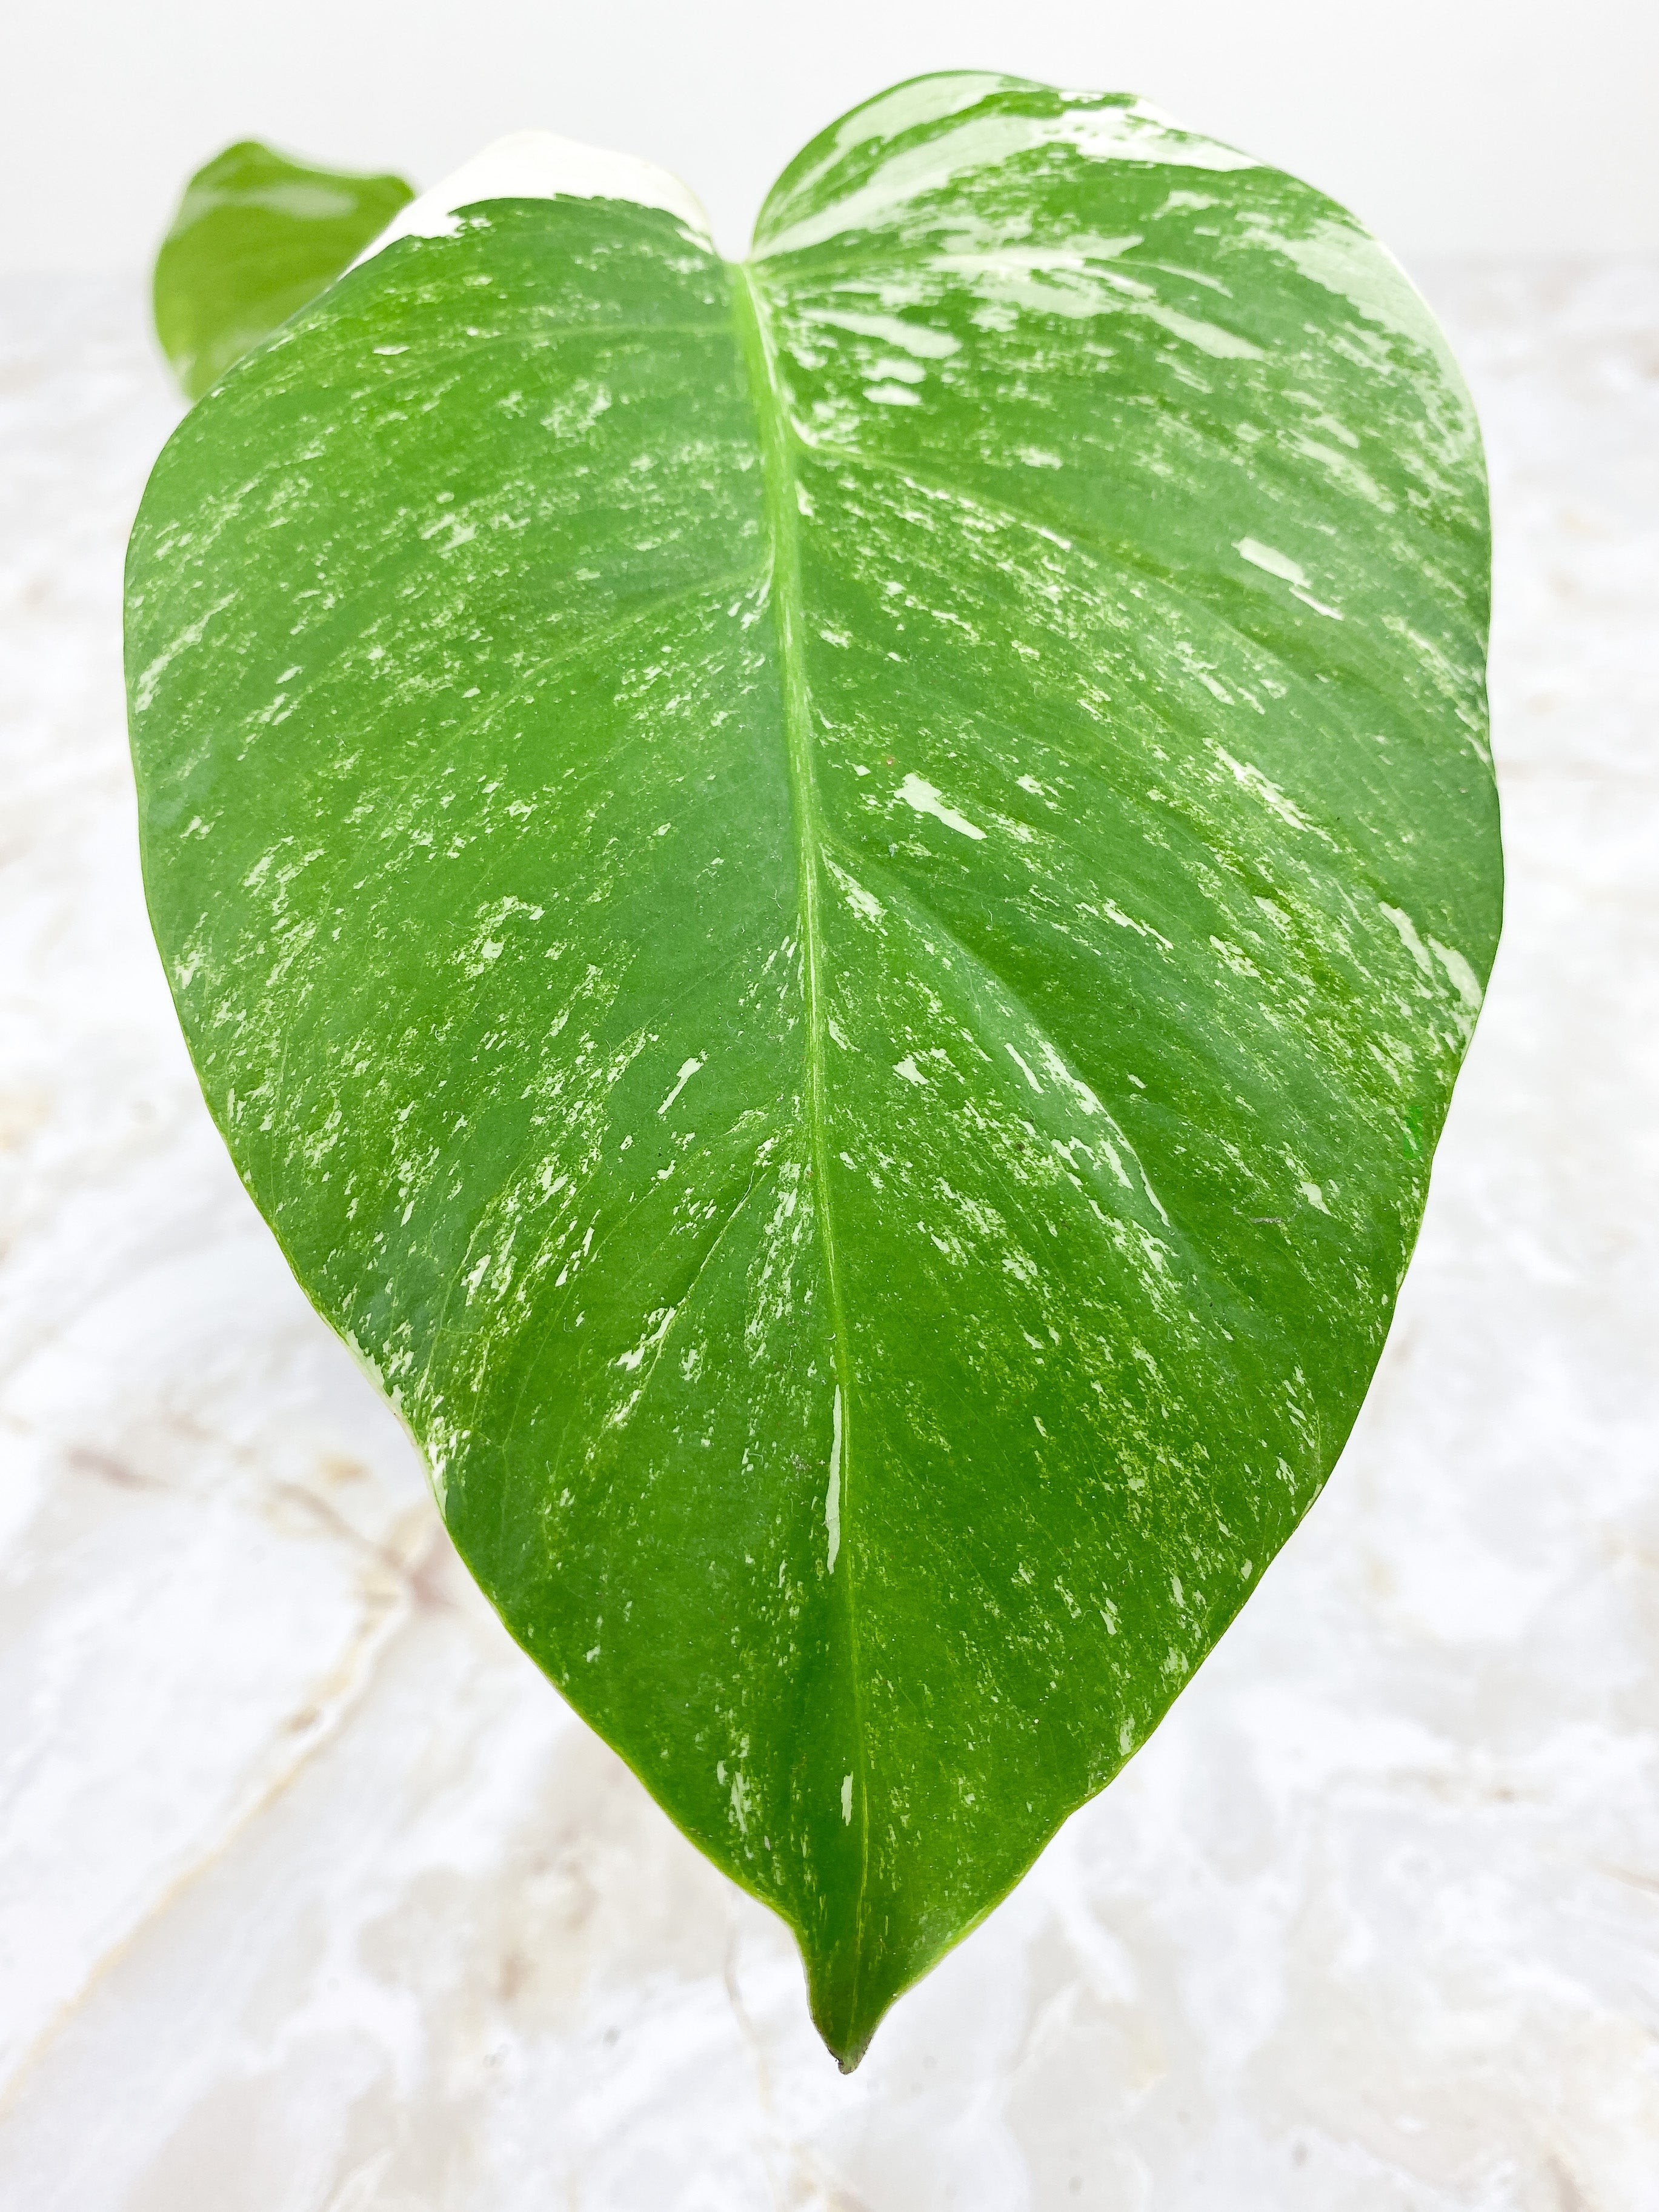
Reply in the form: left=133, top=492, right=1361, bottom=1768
left=355, top=130, right=713, bottom=266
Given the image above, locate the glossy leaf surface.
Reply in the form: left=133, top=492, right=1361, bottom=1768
left=126, top=78, right=1501, bottom=2065
left=153, top=138, right=414, bottom=399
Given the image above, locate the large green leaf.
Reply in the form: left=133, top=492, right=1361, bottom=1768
left=125, top=78, right=1500, bottom=2066
left=153, top=138, right=414, bottom=400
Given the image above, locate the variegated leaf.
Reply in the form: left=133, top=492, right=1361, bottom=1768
left=127, top=76, right=1500, bottom=2065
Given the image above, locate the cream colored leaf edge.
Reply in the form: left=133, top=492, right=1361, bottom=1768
left=352, top=128, right=713, bottom=267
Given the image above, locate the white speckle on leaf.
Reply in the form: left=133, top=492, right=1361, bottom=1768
left=1213, top=748, right=1332, bottom=842
left=1037, top=1041, right=1103, bottom=1118
left=1237, top=536, right=1309, bottom=588
left=1236, top=536, right=1343, bottom=619
left=829, top=859, right=885, bottom=925
left=825, top=1386, right=843, bottom=1574
left=1429, top=935, right=1484, bottom=1014
left=133, top=593, right=236, bottom=712
left=657, top=1057, right=703, bottom=1115
left=1006, top=1045, right=1043, bottom=1094
left=729, top=1768, right=752, bottom=1836
left=617, top=1306, right=677, bottom=1373
left=805, top=307, right=960, bottom=358
left=1380, top=903, right=1435, bottom=977
left=898, top=772, right=985, bottom=840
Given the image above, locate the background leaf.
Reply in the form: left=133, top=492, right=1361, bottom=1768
left=153, top=138, right=414, bottom=400
left=125, top=76, right=1500, bottom=2066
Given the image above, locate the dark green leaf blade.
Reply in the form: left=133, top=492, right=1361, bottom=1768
left=153, top=138, right=414, bottom=400
left=125, top=79, right=1501, bottom=2068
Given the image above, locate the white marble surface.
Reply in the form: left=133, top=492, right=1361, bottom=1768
left=1, top=264, right=1657, bottom=2209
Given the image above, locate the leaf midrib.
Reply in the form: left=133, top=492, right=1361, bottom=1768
left=731, top=258, right=869, bottom=2001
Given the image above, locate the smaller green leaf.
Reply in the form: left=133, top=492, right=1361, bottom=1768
left=153, top=139, right=414, bottom=400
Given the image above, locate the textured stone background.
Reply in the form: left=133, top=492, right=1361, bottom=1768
left=1, top=264, right=1655, bottom=2210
